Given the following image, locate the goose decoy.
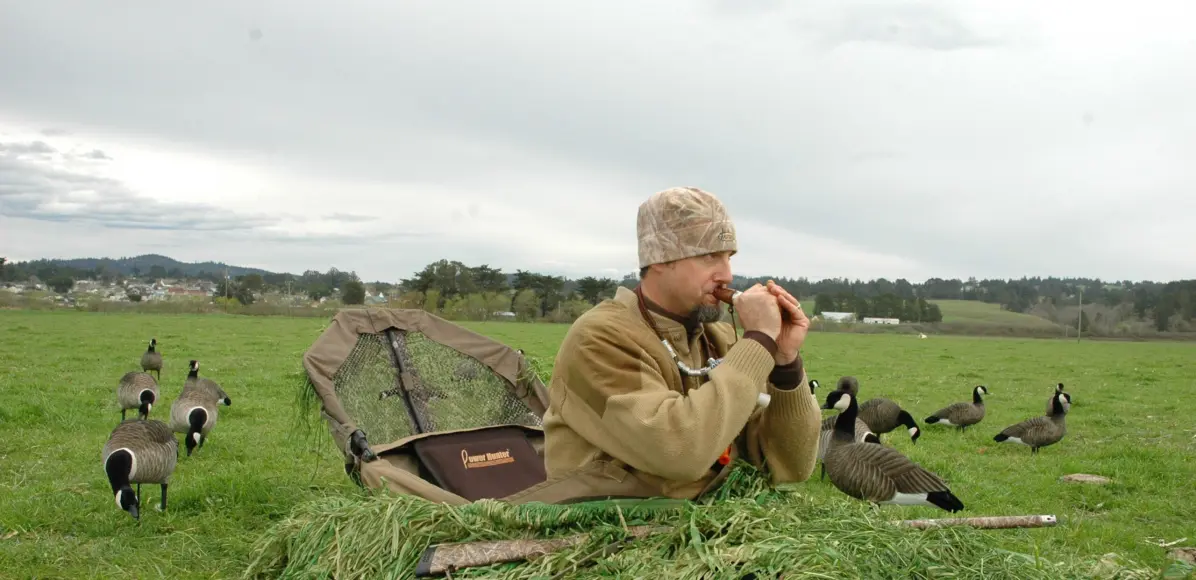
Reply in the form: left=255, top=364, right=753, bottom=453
left=117, top=371, right=159, bottom=421
left=817, top=403, right=880, bottom=481
left=140, top=338, right=162, bottom=380
left=995, top=391, right=1070, bottom=454
left=184, top=360, right=231, bottom=406
left=820, top=390, right=965, bottom=512
left=102, top=419, right=178, bottom=520
left=170, top=366, right=223, bottom=456
left=832, top=376, right=921, bottom=444
left=924, top=385, right=988, bottom=431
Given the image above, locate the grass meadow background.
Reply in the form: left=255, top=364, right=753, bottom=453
left=1, top=308, right=1194, bottom=578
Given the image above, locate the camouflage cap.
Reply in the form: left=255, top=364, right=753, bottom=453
left=637, top=186, right=737, bottom=268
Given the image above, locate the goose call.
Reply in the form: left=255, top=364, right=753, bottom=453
left=712, top=282, right=797, bottom=322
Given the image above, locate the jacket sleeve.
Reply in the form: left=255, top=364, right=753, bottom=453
left=553, top=320, right=777, bottom=483
left=744, top=355, right=822, bottom=484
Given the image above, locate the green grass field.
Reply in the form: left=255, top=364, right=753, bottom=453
left=1, top=309, right=1193, bottom=578
left=932, top=299, right=1063, bottom=330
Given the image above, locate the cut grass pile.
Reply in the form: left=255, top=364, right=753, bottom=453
left=0, top=309, right=1194, bottom=578
left=242, top=460, right=1160, bottom=579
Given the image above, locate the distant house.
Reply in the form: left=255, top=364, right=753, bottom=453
left=167, top=287, right=208, bottom=298
left=863, top=317, right=901, bottom=325
left=819, top=311, right=856, bottom=323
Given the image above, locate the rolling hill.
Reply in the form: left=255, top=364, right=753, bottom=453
left=930, top=299, right=1062, bottom=330
left=30, top=254, right=278, bottom=278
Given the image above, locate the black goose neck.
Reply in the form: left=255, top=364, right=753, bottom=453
left=833, top=396, right=859, bottom=436
left=105, top=449, right=132, bottom=493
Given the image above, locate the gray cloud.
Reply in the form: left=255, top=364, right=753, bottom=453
left=807, top=3, right=1005, bottom=52
left=0, top=137, right=440, bottom=250
left=325, top=213, right=376, bottom=223
left=0, top=0, right=1192, bottom=282
left=0, top=138, right=279, bottom=232
left=0, top=140, right=56, bottom=157
left=0, top=155, right=274, bottom=231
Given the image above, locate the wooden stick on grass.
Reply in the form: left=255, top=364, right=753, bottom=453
left=413, top=515, right=1058, bottom=577
left=414, top=525, right=668, bottom=578
left=894, top=514, right=1058, bottom=530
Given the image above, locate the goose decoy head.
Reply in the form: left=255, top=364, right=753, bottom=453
left=116, top=487, right=139, bottom=520
left=822, top=390, right=852, bottom=411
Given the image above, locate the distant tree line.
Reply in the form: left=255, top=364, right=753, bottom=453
left=721, top=274, right=1193, bottom=332
left=2, top=255, right=1192, bottom=331
left=812, top=292, right=943, bottom=323
left=394, top=259, right=620, bottom=322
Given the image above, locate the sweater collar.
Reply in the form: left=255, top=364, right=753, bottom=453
left=615, top=286, right=701, bottom=339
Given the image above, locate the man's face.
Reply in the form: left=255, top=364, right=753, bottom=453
left=655, top=251, right=733, bottom=321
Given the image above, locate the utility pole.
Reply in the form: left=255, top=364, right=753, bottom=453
left=1076, top=287, right=1083, bottom=342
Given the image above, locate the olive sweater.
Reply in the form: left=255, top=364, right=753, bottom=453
left=541, top=286, right=822, bottom=500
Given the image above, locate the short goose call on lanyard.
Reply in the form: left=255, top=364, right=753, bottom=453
left=712, top=282, right=797, bottom=323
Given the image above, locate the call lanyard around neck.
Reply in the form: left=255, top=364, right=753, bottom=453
left=634, top=286, right=725, bottom=385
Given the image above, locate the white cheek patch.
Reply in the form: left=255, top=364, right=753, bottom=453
left=192, top=432, right=202, bottom=443
left=114, top=490, right=124, bottom=509
left=909, top=427, right=919, bottom=437
left=835, top=397, right=850, bottom=411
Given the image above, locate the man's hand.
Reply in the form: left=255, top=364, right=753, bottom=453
left=767, top=281, right=809, bottom=365
left=732, top=283, right=783, bottom=341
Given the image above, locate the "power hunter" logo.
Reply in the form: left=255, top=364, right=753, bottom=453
left=460, top=448, right=515, bottom=469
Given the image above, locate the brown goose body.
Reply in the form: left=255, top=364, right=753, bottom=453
left=183, top=360, right=231, bottom=406
left=924, top=385, right=988, bottom=431
left=170, top=378, right=221, bottom=456
left=818, top=398, right=881, bottom=481
left=140, top=338, right=162, bottom=379
left=857, top=398, right=922, bottom=443
left=117, top=371, right=159, bottom=421
left=102, top=419, right=178, bottom=518
left=170, top=387, right=219, bottom=434
left=995, top=392, right=1069, bottom=453
left=821, top=390, right=964, bottom=512
left=188, top=377, right=230, bottom=406
left=818, top=413, right=874, bottom=461
left=829, top=376, right=921, bottom=443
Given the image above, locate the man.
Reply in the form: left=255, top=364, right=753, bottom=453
left=540, top=186, right=822, bottom=501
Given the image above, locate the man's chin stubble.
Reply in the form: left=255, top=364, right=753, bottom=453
left=695, top=304, right=723, bottom=323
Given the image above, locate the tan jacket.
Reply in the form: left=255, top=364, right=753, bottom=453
left=541, top=286, right=822, bottom=500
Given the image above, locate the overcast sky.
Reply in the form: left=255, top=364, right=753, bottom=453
left=1, top=0, right=1193, bottom=284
